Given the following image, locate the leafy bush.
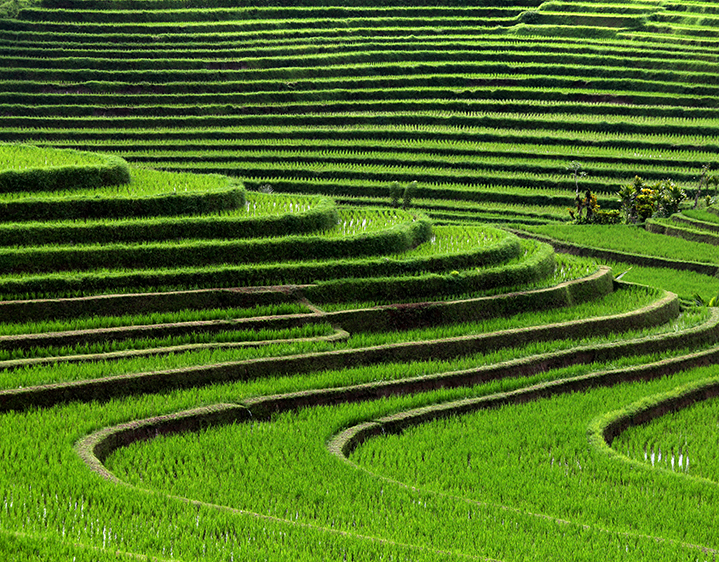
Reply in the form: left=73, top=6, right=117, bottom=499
left=389, top=181, right=402, bottom=207
left=568, top=189, right=620, bottom=225
left=403, top=180, right=418, bottom=209
left=618, top=176, right=686, bottom=223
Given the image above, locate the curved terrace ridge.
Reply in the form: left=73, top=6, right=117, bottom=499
left=73, top=309, right=719, bottom=560
left=3, top=271, right=684, bottom=410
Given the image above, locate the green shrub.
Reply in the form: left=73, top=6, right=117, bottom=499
left=389, top=181, right=402, bottom=207
left=618, top=176, right=686, bottom=223
left=403, top=180, right=418, bottom=209
left=569, top=189, right=620, bottom=225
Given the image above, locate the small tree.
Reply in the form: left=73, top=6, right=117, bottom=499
left=694, top=164, right=719, bottom=208
left=694, top=164, right=711, bottom=209
left=708, top=174, right=719, bottom=204
left=389, top=181, right=402, bottom=207
left=567, top=161, right=587, bottom=199
left=618, top=176, right=641, bottom=223
left=653, top=179, right=685, bottom=217
left=403, top=180, right=418, bottom=209
left=569, top=161, right=587, bottom=220
left=569, top=187, right=620, bottom=224
left=566, top=161, right=592, bottom=222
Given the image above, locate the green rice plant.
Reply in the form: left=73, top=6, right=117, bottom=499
left=667, top=212, right=719, bottom=236
left=348, top=364, right=719, bottom=555
left=8, top=104, right=719, bottom=135
left=680, top=207, right=719, bottom=225
left=601, top=259, right=719, bottom=302
left=244, top=176, right=598, bottom=208
left=0, top=192, right=335, bottom=246
left=0, top=212, right=430, bottom=274
left=304, top=235, right=545, bottom=303
left=402, top=224, right=505, bottom=256
left=0, top=302, right=310, bottom=337
left=8, top=123, right=719, bottom=168
left=611, top=383, right=719, bottom=480
left=323, top=207, right=418, bottom=238
left=0, top=337, right=337, bottom=390
left=0, top=265, right=709, bottom=553
left=319, top=250, right=598, bottom=311
left=89, top=360, right=719, bottom=561
left=2, top=4, right=719, bottom=560
left=0, top=283, right=689, bottom=391
left=0, top=224, right=506, bottom=299
left=0, top=142, right=131, bottom=192
left=0, top=142, right=117, bottom=170
left=134, top=145, right=709, bottom=185
left=0, top=530, right=159, bottom=562
left=0, top=165, right=238, bottom=200
left=337, top=284, right=665, bottom=349
left=0, top=322, right=338, bottom=363
left=646, top=217, right=719, bottom=245
left=521, top=223, right=719, bottom=264
left=38, top=136, right=719, bottom=171
left=148, top=155, right=626, bottom=197
left=1, top=35, right=713, bottom=65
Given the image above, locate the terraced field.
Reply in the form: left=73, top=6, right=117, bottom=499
left=1, top=1, right=719, bottom=560
left=1, top=0, right=718, bottom=223
left=0, top=142, right=718, bottom=560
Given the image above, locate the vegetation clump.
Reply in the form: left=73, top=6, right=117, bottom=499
left=618, top=176, right=686, bottom=224
left=566, top=162, right=619, bottom=225
left=693, top=163, right=718, bottom=209
left=569, top=188, right=620, bottom=225
left=388, top=180, right=419, bottom=209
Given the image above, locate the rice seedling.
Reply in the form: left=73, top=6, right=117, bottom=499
left=0, top=322, right=338, bottom=364
left=522, top=224, right=719, bottom=264
left=319, top=252, right=598, bottom=311
left=612, top=387, right=719, bottom=480
left=0, top=302, right=310, bottom=337
left=0, top=142, right=112, bottom=170
left=338, top=284, right=665, bottom=348
left=349, top=365, right=719, bottom=553
left=0, top=284, right=697, bottom=390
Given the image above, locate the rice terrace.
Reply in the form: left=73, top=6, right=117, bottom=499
left=2, top=0, right=719, bottom=559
